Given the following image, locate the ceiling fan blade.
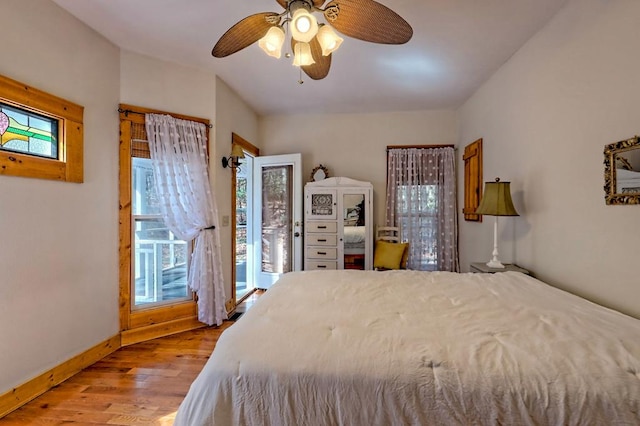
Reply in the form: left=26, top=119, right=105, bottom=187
left=212, top=13, right=280, bottom=58
left=292, top=37, right=332, bottom=80
left=312, top=0, right=326, bottom=6
left=323, top=0, right=412, bottom=44
left=275, top=0, right=287, bottom=8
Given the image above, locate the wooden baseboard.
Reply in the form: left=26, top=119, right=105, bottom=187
left=0, top=317, right=206, bottom=417
left=120, top=316, right=205, bottom=346
left=225, top=298, right=235, bottom=312
left=0, top=334, right=120, bottom=418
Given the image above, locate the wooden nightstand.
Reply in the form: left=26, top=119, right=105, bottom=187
left=470, top=262, right=530, bottom=275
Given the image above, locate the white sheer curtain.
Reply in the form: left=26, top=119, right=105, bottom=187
left=145, top=113, right=226, bottom=326
left=385, top=147, right=459, bottom=272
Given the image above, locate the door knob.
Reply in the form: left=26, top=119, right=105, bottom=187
left=294, top=232, right=301, bottom=237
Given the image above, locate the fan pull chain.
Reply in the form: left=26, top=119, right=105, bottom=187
left=284, top=20, right=292, bottom=59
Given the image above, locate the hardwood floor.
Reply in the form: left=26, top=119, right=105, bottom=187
left=0, top=292, right=263, bottom=425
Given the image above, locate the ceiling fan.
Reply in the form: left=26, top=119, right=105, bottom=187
left=212, top=0, right=413, bottom=81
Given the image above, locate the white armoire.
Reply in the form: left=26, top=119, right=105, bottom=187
left=304, top=177, right=373, bottom=270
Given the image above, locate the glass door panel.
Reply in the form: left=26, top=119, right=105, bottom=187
left=342, top=193, right=366, bottom=270
left=261, top=165, right=292, bottom=274
left=235, top=154, right=255, bottom=301
left=309, top=191, right=337, bottom=220
left=235, top=175, right=248, bottom=298
left=253, top=154, right=302, bottom=289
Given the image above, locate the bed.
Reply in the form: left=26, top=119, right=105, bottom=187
left=343, top=225, right=366, bottom=254
left=175, top=270, right=640, bottom=425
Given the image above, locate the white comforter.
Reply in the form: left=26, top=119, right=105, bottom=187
left=343, top=225, right=365, bottom=244
left=175, top=270, right=640, bottom=426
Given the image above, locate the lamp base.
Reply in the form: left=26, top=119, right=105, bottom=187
left=486, top=259, right=505, bottom=269
left=486, top=216, right=505, bottom=269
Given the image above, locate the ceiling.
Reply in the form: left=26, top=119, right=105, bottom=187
left=52, top=0, right=567, bottom=116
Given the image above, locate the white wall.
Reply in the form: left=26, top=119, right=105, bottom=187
left=0, top=0, right=120, bottom=392
left=458, top=0, right=640, bottom=318
left=214, top=77, right=259, bottom=303
left=120, top=50, right=217, bottom=121
left=259, top=110, right=457, bottom=226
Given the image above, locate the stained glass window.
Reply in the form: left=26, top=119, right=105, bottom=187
left=0, top=102, right=58, bottom=159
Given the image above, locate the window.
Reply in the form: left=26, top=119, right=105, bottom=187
left=0, top=102, right=58, bottom=159
left=119, top=104, right=211, bottom=344
left=395, top=184, right=439, bottom=270
left=0, top=74, right=83, bottom=182
left=385, top=146, right=458, bottom=272
left=132, top=157, right=190, bottom=307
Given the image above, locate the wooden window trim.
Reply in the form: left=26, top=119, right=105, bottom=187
left=0, top=74, right=83, bottom=182
left=118, top=103, right=211, bottom=345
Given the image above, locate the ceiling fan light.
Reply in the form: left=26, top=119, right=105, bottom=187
left=291, top=8, right=318, bottom=43
left=317, top=25, right=343, bottom=56
left=292, top=42, right=315, bottom=67
left=258, top=26, right=285, bottom=58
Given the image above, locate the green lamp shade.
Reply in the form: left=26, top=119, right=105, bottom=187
left=475, top=178, right=519, bottom=216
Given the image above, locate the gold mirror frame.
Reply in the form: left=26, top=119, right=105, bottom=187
left=604, top=135, right=640, bottom=205
left=310, top=164, right=329, bottom=182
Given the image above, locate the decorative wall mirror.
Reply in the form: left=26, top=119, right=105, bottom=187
left=604, top=135, right=640, bottom=205
left=311, top=164, right=329, bottom=182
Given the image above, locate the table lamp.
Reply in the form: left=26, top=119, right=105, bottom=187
left=475, top=178, right=519, bottom=268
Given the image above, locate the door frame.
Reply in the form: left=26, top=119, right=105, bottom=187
left=231, top=133, right=259, bottom=307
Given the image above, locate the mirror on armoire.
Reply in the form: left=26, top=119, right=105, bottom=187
left=343, top=193, right=366, bottom=269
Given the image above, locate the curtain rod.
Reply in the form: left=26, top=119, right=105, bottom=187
left=386, top=144, right=456, bottom=151
left=118, top=108, right=213, bottom=128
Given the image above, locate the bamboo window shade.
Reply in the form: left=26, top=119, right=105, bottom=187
left=131, top=122, right=150, bottom=159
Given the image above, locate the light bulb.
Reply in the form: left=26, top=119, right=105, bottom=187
left=296, top=16, right=311, bottom=33
left=290, top=9, right=318, bottom=43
